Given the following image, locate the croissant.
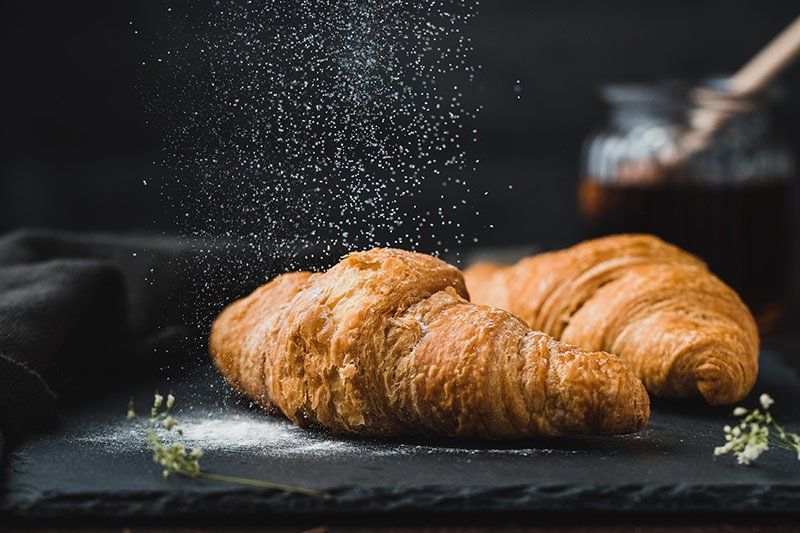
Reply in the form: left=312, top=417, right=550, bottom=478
left=464, top=234, right=759, bottom=405
left=210, top=248, right=649, bottom=438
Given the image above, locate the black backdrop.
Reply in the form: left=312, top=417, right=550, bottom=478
left=2, top=0, right=799, bottom=252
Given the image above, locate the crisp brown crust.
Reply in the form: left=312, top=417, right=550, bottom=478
left=210, top=271, right=312, bottom=410
left=464, top=234, right=759, bottom=405
left=210, top=248, right=649, bottom=438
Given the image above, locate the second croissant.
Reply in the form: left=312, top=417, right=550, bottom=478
left=465, top=234, right=759, bottom=405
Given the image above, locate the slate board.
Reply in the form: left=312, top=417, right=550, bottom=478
left=2, top=349, right=799, bottom=523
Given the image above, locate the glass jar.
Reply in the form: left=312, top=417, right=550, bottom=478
left=579, top=80, right=794, bottom=331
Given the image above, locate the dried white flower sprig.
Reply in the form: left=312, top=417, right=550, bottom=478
left=132, top=394, right=329, bottom=499
left=714, top=393, right=800, bottom=465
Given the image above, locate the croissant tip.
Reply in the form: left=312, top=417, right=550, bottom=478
left=600, top=378, right=651, bottom=435
left=694, top=353, right=758, bottom=406
left=696, top=375, right=753, bottom=406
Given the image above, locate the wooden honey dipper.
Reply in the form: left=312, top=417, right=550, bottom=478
left=671, top=15, right=800, bottom=165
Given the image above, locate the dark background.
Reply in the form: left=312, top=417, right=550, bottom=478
left=2, top=4, right=800, bottom=527
left=2, top=0, right=799, bottom=295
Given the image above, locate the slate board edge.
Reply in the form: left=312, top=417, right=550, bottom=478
left=3, top=482, right=799, bottom=520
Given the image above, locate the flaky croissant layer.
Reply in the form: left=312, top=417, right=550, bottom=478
left=465, top=234, right=759, bottom=405
left=210, top=248, right=649, bottom=438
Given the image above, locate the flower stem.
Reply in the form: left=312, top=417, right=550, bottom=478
left=180, top=470, right=330, bottom=499
left=141, top=393, right=328, bottom=499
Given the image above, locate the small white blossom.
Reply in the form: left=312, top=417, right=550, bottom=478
left=714, top=394, right=800, bottom=465
left=132, top=392, right=334, bottom=498
left=759, top=393, right=774, bottom=410
left=127, top=397, right=137, bottom=419
left=737, top=442, right=768, bottom=465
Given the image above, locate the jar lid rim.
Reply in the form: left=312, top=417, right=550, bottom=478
left=600, top=80, right=690, bottom=108
left=600, top=77, right=782, bottom=108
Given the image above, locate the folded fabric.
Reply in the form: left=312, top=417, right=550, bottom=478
left=0, top=229, right=330, bottom=456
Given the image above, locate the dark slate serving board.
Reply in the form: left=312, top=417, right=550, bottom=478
left=2, top=350, right=799, bottom=522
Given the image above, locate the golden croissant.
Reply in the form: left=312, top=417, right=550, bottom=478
left=210, top=248, right=649, bottom=438
left=464, top=234, right=759, bottom=406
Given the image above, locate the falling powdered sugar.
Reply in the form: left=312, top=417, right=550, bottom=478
left=143, top=0, right=483, bottom=274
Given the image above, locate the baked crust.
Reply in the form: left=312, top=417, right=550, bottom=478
left=210, top=248, right=649, bottom=438
left=464, top=234, right=759, bottom=405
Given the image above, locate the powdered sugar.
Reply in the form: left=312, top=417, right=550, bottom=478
left=145, top=1, right=483, bottom=268
left=77, top=408, right=579, bottom=459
